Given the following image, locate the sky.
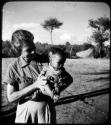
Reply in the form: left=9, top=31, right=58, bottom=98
left=2, top=1, right=110, bottom=45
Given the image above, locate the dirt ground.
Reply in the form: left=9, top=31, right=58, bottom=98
left=1, top=58, right=110, bottom=124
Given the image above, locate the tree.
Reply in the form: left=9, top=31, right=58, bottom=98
left=89, top=16, right=110, bottom=58
left=41, top=17, right=63, bottom=44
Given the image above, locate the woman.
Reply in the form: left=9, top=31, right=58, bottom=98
left=3, top=29, right=56, bottom=123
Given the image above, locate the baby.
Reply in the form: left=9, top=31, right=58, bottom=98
left=38, top=47, right=71, bottom=103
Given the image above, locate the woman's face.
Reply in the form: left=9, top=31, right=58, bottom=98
left=50, top=54, right=64, bottom=71
left=21, top=44, right=35, bottom=63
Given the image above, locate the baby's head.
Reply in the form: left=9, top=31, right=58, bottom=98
left=48, top=47, right=66, bottom=71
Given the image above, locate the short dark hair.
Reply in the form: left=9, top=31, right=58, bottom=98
left=11, top=29, right=34, bottom=48
left=49, top=47, right=66, bottom=63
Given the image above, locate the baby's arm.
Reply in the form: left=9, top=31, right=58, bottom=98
left=58, top=69, right=73, bottom=93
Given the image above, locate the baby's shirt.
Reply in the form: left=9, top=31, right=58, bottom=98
left=41, top=64, right=72, bottom=94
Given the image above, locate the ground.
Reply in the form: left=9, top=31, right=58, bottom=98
left=0, top=58, right=110, bottom=124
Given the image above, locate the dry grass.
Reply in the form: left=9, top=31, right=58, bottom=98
left=1, top=58, right=110, bottom=124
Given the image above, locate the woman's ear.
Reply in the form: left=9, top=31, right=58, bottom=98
left=49, top=56, right=51, bottom=62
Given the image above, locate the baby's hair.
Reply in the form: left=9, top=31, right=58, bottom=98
left=49, top=47, right=66, bottom=63
left=11, top=29, right=34, bottom=47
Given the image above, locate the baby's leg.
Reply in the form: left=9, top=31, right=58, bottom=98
left=53, top=94, right=60, bottom=103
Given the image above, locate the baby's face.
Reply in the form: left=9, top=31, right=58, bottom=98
left=50, top=54, right=64, bottom=71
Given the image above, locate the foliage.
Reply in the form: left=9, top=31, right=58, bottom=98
left=89, top=17, right=110, bottom=31
left=92, top=31, right=108, bottom=44
left=41, top=18, right=63, bottom=31
left=2, top=40, right=12, bottom=57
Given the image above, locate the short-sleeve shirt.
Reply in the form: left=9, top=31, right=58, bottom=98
left=3, top=56, right=43, bottom=90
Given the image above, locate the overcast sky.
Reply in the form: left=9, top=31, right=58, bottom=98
left=2, top=1, right=110, bottom=45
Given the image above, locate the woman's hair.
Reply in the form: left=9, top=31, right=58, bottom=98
left=11, top=29, right=34, bottom=47
left=49, top=47, right=66, bottom=63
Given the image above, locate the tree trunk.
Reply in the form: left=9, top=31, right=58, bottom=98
left=50, top=30, right=53, bottom=45
left=98, top=43, right=105, bottom=58
left=70, top=45, right=73, bottom=58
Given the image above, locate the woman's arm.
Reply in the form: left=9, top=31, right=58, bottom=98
left=7, top=83, right=36, bottom=103
left=7, top=75, right=47, bottom=103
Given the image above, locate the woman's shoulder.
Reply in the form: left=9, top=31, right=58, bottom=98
left=7, top=58, right=19, bottom=69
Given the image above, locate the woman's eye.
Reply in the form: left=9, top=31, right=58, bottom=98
left=26, top=49, right=32, bottom=53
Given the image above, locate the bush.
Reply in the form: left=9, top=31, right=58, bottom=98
left=2, top=40, right=109, bottom=59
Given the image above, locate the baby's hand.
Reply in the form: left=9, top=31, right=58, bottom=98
left=53, top=94, right=60, bottom=103
left=37, top=74, right=47, bottom=86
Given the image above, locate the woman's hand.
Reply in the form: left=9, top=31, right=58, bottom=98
left=33, top=74, right=47, bottom=89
